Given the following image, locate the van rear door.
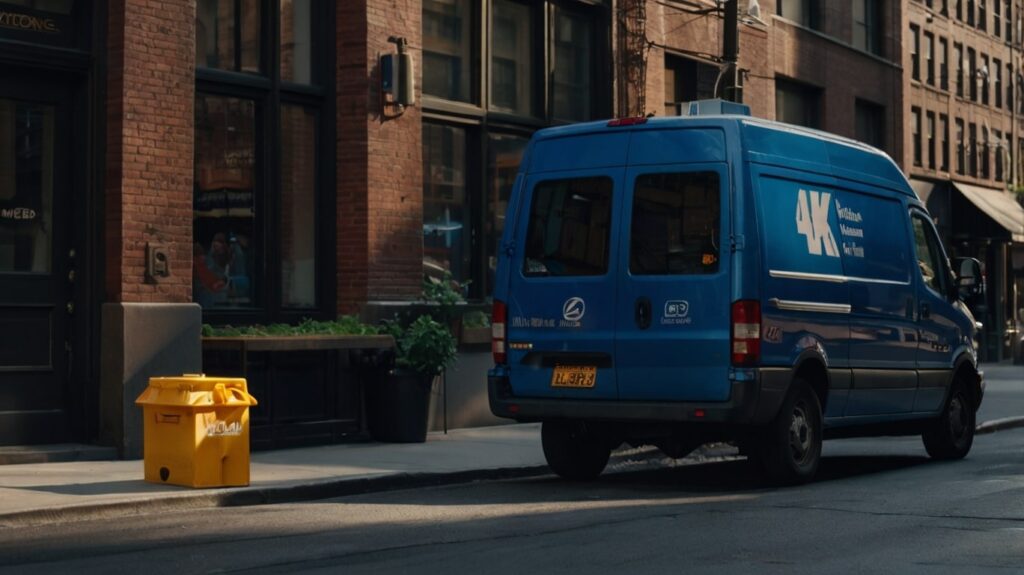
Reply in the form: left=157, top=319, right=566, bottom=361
left=503, top=168, right=623, bottom=400
left=615, top=162, right=732, bottom=401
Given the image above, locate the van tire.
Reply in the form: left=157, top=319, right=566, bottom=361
left=756, top=379, right=822, bottom=485
left=542, top=421, right=611, bottom=481
left=922, top=379, right=975, bottom=460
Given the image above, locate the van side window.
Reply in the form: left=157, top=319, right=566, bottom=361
left=629, top=172, right=720, bottom=275
left=911, top=214, right=948, bottom=295
left=522, top=177, right=612, bottom=277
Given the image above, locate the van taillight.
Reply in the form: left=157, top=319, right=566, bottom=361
left=492, top=300, right=507, bottom=364
left=731, top=300, right=761, bottom=366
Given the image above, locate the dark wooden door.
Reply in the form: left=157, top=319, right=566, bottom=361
left=0, top=75, right=75, bottom=445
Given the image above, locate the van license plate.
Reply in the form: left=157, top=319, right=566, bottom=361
left=551, top=365, right=597, bottom=388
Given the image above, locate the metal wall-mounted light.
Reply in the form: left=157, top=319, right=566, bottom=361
left=381, top=36, right=415, bottom=112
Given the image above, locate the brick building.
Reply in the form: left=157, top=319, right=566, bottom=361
left=0, top=0, right=1021, bottom=451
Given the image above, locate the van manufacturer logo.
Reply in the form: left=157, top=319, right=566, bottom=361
left=795, top=189, right=839, bottom=258
left=664, top=300, right=689, bottom=318
left=562, top=297, right=585, bottom=322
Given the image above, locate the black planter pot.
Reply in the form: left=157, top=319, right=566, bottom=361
left=365, top=370, right=434, bottom=443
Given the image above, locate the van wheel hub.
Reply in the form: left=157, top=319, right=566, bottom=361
left=788, top=405, right=812, bottom=462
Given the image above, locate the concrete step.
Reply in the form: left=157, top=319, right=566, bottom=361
left=0, top=444, right=118, bottom=465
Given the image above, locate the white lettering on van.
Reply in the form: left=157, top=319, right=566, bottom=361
left=840, top=224, right=863, bottom=238
left=834, top=201, right=863, bottom=223
left=795, top=189, right=839, bottom=258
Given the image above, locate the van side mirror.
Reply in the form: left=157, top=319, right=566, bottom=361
left=952, top=257, right=984, bottom=300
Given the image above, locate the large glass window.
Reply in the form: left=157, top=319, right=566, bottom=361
left=196, top=0, right=261, bottom=73
left=0, top=101, right=53, bottom=274
left=910, top=25, right=920, bottom=81
left=423, top=0, right=477, bottom=103
left=423, top=123, right=470, bottom=286
left=552, top=6, right=593, bottom=122
left=855, top=99, right=885, bottom=151
left=778, top=0, right=820, bottom=29
left=280, top=105, right=317, bottom=308
left=523, top=177, right=612, bottom=277
left=912, top=214, right=949, bottom=295
left=194, top=2, right=330, bottom=319
left=630, top=172, right=720, bottom=276
left=193, top=95, right=257, bottom=309
left=853, top=0, right=881, bottom=55
left=663, top=54, right=718, bottom=116
left=491, top=0, right=535, bottom=116
left=486, top=133, right=528, bottom=288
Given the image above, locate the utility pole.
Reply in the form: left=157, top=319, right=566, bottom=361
left=722, top=0, right=740, bottom=102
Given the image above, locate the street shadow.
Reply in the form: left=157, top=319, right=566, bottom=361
left=17, top=480, right=189, bottom=496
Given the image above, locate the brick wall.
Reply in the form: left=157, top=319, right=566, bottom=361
left=337, top=0, right=423, bottom=313
left=106, top=0, right=195, bottom=303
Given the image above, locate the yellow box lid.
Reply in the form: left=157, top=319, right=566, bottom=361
left=135, top=374, right=257, bottom=408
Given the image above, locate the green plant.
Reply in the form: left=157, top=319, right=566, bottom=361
left=201, top=316, right=380, bottom=337
left=462, top=310, right=490, bottom=329
left=382, top=315, right=457, bottom=377
left=422, top=271, right=468, bottom=322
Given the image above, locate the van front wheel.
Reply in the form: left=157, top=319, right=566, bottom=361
left=922, top=379, right=975, bottom=460
left=756, top=379, right=823, bottom=485
left=542, top=421, right=611, bottom=481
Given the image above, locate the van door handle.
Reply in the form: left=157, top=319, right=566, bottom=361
left=920, top=302, right=930, bottom=320
left=635, top=297, right=652, bottom=330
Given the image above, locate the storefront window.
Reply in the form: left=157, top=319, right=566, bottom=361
left=0, top=101, right=53, bottom=273
left=423, top=0, right=476, bottom=103
left=280, top=0, right=312, bottom=84
left=486, top=134, right=527, bottom=290
left=491, top=0, right=534, bottom=116
left=196, top=0, right=261, bottom=73
left=193, top=95, right=257, bottom=309
left=423, top=123, right=469, bottom=287
left=552, top=7, right=592, bottom=122
left=280, top=105, right=317, bottom=308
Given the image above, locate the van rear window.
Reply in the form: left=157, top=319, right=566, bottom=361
left=630, top=172, right=721, bottom=275
left=523, top=177, right=612, bottom=277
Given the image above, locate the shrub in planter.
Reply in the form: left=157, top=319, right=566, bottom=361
left=367, top=315, right=458, bottom=442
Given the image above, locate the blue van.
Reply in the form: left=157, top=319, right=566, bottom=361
left=488, top=101, right=985, bottom=484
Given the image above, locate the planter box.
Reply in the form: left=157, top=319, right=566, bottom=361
left=202, top=335, right=394, bottom=450
left=460, top=326, right=491, bottom=345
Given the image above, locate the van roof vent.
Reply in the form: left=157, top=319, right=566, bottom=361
left=681, top=99, right=751, bottom=117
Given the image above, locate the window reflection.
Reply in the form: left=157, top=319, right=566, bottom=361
left=552, top=7, right=592, bottom=122
left=0, top=101, right=53, bottom=274
left=423, top=123, right=469, bottom=288
left=196, top=0, right=261, bottom=73
left=490, top=0, right=534, bottom=116
left=193, top=95, right=257, bottom=308
left=280, top=0, right=312, bottom=84
left=486, top=134, right=526, bottom=290
left=280, top=105, right=317, bottom=308
left=423, top=0, right=475, bottom=103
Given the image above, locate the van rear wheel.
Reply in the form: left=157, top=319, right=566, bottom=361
left=922, top=379, right=975, bottom=460
left=756, top=379, right=822, bottom=485
left=542, top=421, right=611, bottom=481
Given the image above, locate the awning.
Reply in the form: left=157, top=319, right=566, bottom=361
left=952, top=182, right=1024, bottom=242
left=910, top=179, right=936, bottom=203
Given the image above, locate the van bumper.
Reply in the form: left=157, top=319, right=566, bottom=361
left=488, top=367, right=792, bottom=426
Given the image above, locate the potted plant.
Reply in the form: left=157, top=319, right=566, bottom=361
left=460, top=309, right=491, bottom=345
left=366, top=314, right=458, bottom=443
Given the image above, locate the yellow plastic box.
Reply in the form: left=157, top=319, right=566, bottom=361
left=135, top=374, right=257, bottom=488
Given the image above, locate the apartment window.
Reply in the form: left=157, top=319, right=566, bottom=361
left=778, top=0, right=820, bottom=30
left=995, top=58, right=1003, bottom=108
left=980, top=0, right=987, bottom=30
left=927, top=112, right=936, bottom=169
left=940, top=113, right=949, bottom=171
left=981, top=54, right=990, bottom=105
left=776, top=78, right=821, bottom=129
left=996, top=0, right=1003, bottom=36
left=1007, top=0, right=1013, bottom=38
left=855, top=99, right=885, bottom=151
left=194, top=1, right=331, bottom=318
left=969, top=122, right=978, bottom=176
left=1009, top=63, right=1015, bottom=110
left=664, top=54, right=718, bottom=116
left=422, top=0, right=610, bottom=298
left=423, top=0, right=478, bottom=104
left=853, top=0, right=882, bottom=55
left=982, top=127, right=991, bottom=179
left=995, top=129, right=1004, bottom=181
left=925, top=32, right=935, bottom=85
left=968, top=47, right=977, bottom=101
left=911, top=25, right=920, bottom=81
left=954, top=43, right=963, bottom=96
left=956, top=118, right=965, bottom=174
left=939, top=38, right=948, bottom=90
left=968, top=0, right=976, bottom=25
left=912, top=107, right=922, bottom=167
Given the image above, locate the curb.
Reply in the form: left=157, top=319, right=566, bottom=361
left=976, top=416, right=1024, bottom=435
